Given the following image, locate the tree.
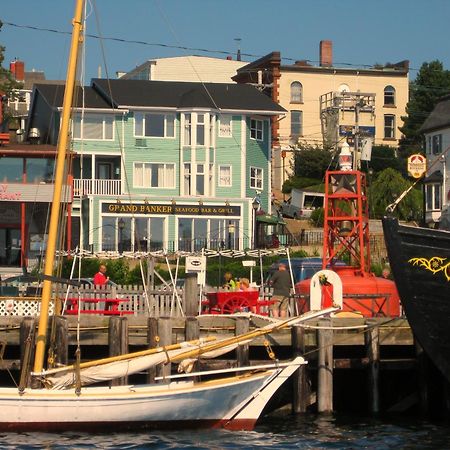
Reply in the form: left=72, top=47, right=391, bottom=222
left=363, top=145, right=401, bottom=174
left=0, top=22, right=23, bottom=126
left=369, top=168, right=422, bottom=221
left=399, top=60, right=450, bottom=158
left=293, top=144, right=334, bottom=179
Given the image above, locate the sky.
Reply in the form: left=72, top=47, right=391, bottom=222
left=1, top=0, right=450, bottom=82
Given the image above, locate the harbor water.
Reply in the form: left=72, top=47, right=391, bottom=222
left=1, top=412, right=449, bottom=449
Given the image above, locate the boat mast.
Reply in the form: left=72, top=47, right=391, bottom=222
left=33, top=0, right=85, bottom=374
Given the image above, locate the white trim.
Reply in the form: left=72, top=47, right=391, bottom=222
left=241, top=117, right=246, bottom=198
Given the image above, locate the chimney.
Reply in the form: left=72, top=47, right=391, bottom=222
left=319, top=40, right=333, bottom=67
left=10, top=60, right=25, bottom=82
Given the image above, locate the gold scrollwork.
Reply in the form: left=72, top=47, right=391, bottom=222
left=408, top=257, right=450, bottom=282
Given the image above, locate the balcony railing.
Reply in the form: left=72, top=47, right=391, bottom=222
left=73, top=178, right=121, bottom=197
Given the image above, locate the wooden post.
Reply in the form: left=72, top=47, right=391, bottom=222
left=184, top=273, right=199, bottom=316
left=147, top=317, right=158, bottom=384
left=185, top=317, right=199, bottom=341
left=19, top=317, right=36, bottom=389
left=108, top=316, right=129, bottom=386
left=157, top=317, right=172, bottom=380
left=365, top=318, right=380, bottom=414
left=415, top=337, right=429, bottom=415
left=52, top=316, right=68, bottom=366
left=235, top=317, right=250, bottom=367
left=291, top=324, right=310, bottom=413
left=317, top=317, right=333, bottom=413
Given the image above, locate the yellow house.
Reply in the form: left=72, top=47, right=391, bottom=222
left=234, top=41, right=409, bottom=190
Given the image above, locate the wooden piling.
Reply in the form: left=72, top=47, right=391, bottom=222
left=108, top=316, right=129, bottom=386
left=365, top=318, right=380, bottom=414
left=156, top=317, right=172, bottom=380
left=291, top=324, right=310, bottom=413
left=317, top=317, right=333, bottom=413
left=235, top=316, right=250, bottom=367
left=52, top=316, right=68, bottom=366
left=185, top=317, right=199, bottom=341
left=184, top=273, right=199, bottom=316
left=19, top=317, right=36, bottom=389
left=146, top=317, right=158, bottom=383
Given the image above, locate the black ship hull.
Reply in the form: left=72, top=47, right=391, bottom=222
left=382, top=217, right=450, bottom=382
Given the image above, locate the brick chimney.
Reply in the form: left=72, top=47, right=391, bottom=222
left=10, top=60, right=25, bottom=82
left=319, top=40, right=333, bottom=67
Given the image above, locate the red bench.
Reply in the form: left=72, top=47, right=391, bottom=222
left=0, top=133, right=10, bottom=146
left=65, top=297, right=134, bottom=316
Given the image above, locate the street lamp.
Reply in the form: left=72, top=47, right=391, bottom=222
left=118, top=218, right=125, bottom=254
left=252, top=196, right=260, bottom=249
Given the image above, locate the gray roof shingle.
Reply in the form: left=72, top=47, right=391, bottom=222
left=91, top=78, right=285, bottom=113
left=420, top=95, right=450, bottom=133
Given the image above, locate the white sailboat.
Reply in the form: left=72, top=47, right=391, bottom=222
left=0, top=0, right=335, bottom=431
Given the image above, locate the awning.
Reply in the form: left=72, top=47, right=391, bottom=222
left=256, top=214, right=286, bottom=225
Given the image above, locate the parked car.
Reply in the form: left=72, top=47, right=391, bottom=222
left=266, top=257, right=346, bottom=284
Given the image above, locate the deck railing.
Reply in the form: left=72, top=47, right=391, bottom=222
left=73, top=178, right=121, bottom=196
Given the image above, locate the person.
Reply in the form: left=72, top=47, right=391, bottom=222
left=381, top=267, right=391, bottom=279
left=223, top=272, right=236, bottom=290
left=93, top=264, right=109, bottom=286
left=268, top=263, right=291, bottom=318
left=239, top=278, right=250, bottom=291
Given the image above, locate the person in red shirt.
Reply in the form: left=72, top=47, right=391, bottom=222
left=93, top=264, right=109, bottom=285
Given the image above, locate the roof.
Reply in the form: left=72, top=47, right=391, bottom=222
left=92, top=79, right=286, bottom=113
left=33, top=84, right=113, bottom=110
left=420, top=95, right=450, bottom=133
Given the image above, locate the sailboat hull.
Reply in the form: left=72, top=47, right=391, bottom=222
left=382, top=217, right=450, bottom=382
left=0, top=360, right=302, bottom=431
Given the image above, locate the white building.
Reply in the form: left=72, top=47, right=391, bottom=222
left=419, top=94, right=450, bottom=227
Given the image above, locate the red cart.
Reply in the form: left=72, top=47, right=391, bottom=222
left=203, top=290, right=273, bottom=315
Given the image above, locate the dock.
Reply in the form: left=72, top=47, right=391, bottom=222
left=0, top=313, right=445, bottom=417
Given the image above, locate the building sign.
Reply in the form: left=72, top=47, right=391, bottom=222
left=339, top=125, right=376, bottom=137
left=0, top=183, right=71, bottom=203
left=102, top=202, right=241, bottom=216
left=407, top=154, right=427, bottom=179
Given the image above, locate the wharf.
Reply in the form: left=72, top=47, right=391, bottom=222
left=1, top=314, right=439, bottom=416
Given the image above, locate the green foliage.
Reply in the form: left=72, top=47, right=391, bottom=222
left=399, top=60, right=450, bottom=158
left=309, top=207, right=324, bottom=227
left=282, top=176, right=322, bottom=194
left=364, top=145, right=401, bottom=174
left=0, top=39, right=24, bottom=120
left=369, top=168, right=423, bottom=220
left=293, top=144, right=334, bottom=180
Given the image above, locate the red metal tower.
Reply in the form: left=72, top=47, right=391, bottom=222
left=322, top=170, right=371, bottom=273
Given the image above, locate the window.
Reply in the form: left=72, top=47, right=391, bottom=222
left=384, top=114, right=395, bottom=139
left=219, top=114, right=232, bottom=137
left=384, top=86, right=396, bottom=106
left=196, top=114, right=205, bottom=146
left=250, top=119, right=263, bottom=141
left=250, top=167, right=263, bottom=190
left=184, top=114, right=192, bottom=146
left=290, top=82, right=303, bottom=103
left=291, top=110, right=303, bottom=142
left=432, top=134, right=442, bottom=154
left=134, top=112, right=175, bottom=138
left=426, top=184, right=441, bottom=211
left=426, top=136, right=432, bottom=155
left=134, top=163, right=175, bottom=188
left=196, top=164, right=205, bottom=195
left=218, top=165, right=232, bottom=187
left=73, top=113, right=114, bottom=140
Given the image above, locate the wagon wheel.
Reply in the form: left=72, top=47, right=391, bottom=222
left=220, top=296, right=253, bottom=314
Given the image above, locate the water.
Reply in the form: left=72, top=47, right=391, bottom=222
left=0, top=413, right=449, bottom=449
